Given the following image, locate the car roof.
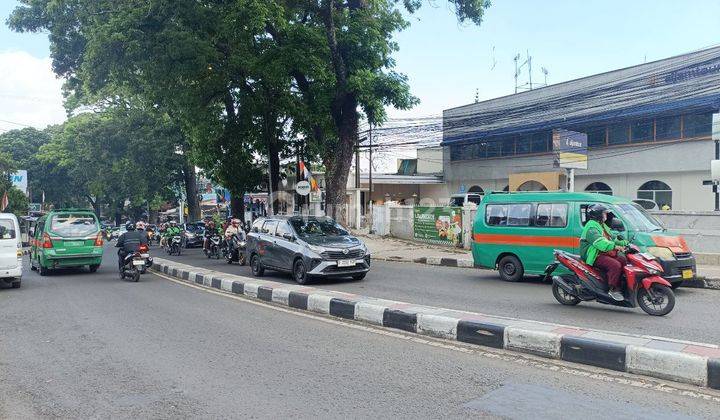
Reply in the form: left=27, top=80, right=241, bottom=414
left=482, top=191, right=628, bottom=204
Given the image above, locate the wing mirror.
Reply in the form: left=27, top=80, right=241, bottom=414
left=282, top=233, right=295, bottom=241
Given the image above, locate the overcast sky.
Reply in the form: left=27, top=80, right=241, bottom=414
left=3, top=0, right=720, bottom=169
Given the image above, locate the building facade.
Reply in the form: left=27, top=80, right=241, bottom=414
left=442, top=46, right=720, bottom=211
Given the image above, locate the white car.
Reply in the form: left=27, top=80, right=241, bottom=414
left=0, top=213, right=22, bottom=288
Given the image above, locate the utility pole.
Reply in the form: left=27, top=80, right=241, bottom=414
left=527, top=50, right=533, bottom=90
left=368, top=120, right=374, bottom=234
left=514, top=54, right=520, bottom=93
left=267, top=159, right=273, bottom=216
left=715, top=140, right=719, bottom=211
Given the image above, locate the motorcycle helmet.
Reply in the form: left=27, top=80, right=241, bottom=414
left=136, top=221, right=146, bottom=230
left=231, top=218, right=240, bottom=226
left=126, top=221, right=136, bottom=231
left=168, top=220, right=177, bottom=226
left=587, top=204, right=609, bottom=222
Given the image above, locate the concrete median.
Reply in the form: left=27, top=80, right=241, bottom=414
left=150, top=257, right=720, bottom=390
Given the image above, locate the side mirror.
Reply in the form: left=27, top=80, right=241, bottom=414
left=252, top=227, right=259, bottom=233
left=29, top=229, right=35, bottom=237
left=610, top=218, right=625, bottom=231
left=282, top=233, right=295, bottom=241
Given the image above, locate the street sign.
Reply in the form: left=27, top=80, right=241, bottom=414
left=711, top=160, right=720, bottom=181
left=553, top=129, right=588, bottom=170
left=296, top=181, right=311, bottom=196
left=28, top=203, right=41, bottom=212
left=309, top=190, right=323, bottom=203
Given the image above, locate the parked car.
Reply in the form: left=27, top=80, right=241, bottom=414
left=29, top=209, right=103, bottom=276
left=472, top=192, right=695, bottom=288
left=0, top=213, right=23, bottom=288
left=182, top=223, right=205, bottom=248
left=449, top=193, right=483, bottom=207
left=246, top=216, right=370, bottom=284
left=633, top=198, right=658, bottom=210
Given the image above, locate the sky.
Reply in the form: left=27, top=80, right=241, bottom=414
left=2, top=0, right=720, bottom=154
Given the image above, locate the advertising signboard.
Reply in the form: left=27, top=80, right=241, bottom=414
left=11, top=170, right=28, bottom=195
left=413, top=206, right=463, bottom=246
left=553, top=129, right=588, bottom=169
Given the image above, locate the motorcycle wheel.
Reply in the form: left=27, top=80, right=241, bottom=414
left=132, top=267, right=140, bottom=282
left=552, top=283, right=581, bottom=306
left=637, top=284, right=675, bottom=316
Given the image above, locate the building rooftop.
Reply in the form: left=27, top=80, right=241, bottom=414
left=443, top=45, right=720, bottom=145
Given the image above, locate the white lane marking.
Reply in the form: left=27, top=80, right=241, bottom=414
left=150, top=271, right=720, bottom=403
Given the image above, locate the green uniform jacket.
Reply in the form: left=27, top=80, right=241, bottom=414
left=164, top=226, right=182, bottom=237
left=579, top=220, right=628, bottom=265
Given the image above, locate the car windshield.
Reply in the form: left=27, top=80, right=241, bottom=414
left=49, top=213, right=99, bottom=237
left=613, top=203, right=665, bottom=232
left=290, top=218, right=348, bottom=237
left=186, top=225, right=202, bottom=233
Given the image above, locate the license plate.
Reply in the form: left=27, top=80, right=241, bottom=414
left=133, top=260, right=145, bottom=266
left=337, top=259, right=356, bottom=267
left=66, top=241, right=84, bottom=247
left=140, top=254, right=150, bottom=258
left=682, top=269, right=693, bottom=279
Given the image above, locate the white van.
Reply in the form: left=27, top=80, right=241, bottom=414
left=0, top=213, right=22, bottom=288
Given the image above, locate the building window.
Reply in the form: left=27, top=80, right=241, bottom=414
left=637, top=180, right=672, bottom=209
left=608, top=123, right=629, bottom=145
left=517, top=180, right=548, bottom=191
left=586, top=126, right=606, bottom=148
left=501, top=136, right=515, bottom=156
left=468, top=185, right=484, bottom=193
left=516, top=134, right=532, bottom=154
left=655, top=115, right=681, bottom=140
left=486, top=139, right=502, bottom=158
left=531, top=132, right=550, bottom=153
left=683, top=113, right=712, bottom=138
left=584, top=182, right=613, bottom=195
left=631, top=120, right=653, bottom=143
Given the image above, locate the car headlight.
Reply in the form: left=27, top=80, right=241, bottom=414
left=307, top=244, right=324, bottom=255
left=647, top=247, right=675, bottom=261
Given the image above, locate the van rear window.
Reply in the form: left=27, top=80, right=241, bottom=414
left=49, top=214, right=99, bottom=237
left=0, top=220, right=17, bottom=239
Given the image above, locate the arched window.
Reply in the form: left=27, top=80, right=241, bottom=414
left=638, top=180, right=672, bottom=209
left=468, top=185, right=484, bottom=194
left=585, top=182, right=613, bottom=195
left=517, top=180, right=548, bottom=191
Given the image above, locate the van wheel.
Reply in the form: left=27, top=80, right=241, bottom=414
left=38, top=265, right=49, bottom=277
left=670, top=281, right=683, bottom=290
left=11, top=280, right=21, bottom=289
left=498, top=255, right=524, bottom=282
left=89, top=264, right=100, bottom=273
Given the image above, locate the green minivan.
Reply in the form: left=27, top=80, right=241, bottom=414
left=472, top=192, right=696, bottom=288
left=30, top=209, right=104, bottom=275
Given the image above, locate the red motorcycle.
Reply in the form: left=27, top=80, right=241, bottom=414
left=544, top=245, right=675, bottom=316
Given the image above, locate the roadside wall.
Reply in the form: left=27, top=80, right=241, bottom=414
left=652, top=211, right=720, bottom=253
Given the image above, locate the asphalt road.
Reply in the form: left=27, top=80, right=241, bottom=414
left=161, top=245, right=720, bottom=345
left=2, top=250, right=719, bottom=418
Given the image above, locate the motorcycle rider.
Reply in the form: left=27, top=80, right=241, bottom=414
left=163, top=220, right=182, bottom=248
left=580, top=204, right=628, bottom=301
left=203, top=219, right=221, bottom=253
left=116, top=221, right=148, bottom=271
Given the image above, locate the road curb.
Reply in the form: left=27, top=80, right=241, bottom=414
left=150, top=257, right=720, bottom=391
left=373, top=255, right=720, bottom=290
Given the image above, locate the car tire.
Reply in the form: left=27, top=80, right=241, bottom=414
left=38, top=264, right=49, bottom=277
left=293, top=259, right=310, bottom=285
left=352, top=273, right=367, bottom=281
left=11, top=280, right=21, bottom=289
left=498, top=255, right=524, bottom=282
left=250, top=254, right=265, bottom=277
left=670, top=281, right=683, bottom=290
left=89, top=264, right=100, bottom=273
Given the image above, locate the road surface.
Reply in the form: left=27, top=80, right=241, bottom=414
left=162, top=246, right=720, bottom=345
left=1, top=250, right=718, bottom=418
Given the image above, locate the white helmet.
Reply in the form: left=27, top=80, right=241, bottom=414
left=135, top=221, right=146, bottom=230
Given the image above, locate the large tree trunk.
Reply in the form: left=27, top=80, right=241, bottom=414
left=324, top=98, right=358, bottom=225
left=231, top=193, right=245, bottom=223
left=182, top=157, right=200, bottom=221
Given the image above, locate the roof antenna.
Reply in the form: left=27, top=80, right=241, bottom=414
left=474, top=88, right=479, bottom=103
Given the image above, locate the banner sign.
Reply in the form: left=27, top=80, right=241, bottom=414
left=11, top=170, right=28, bottom=195
left=553, top=129, right=588, bottom=169
left=413, top=206, right=463, bottom=246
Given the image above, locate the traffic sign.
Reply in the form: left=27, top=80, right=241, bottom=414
left=296, top=181, right=311, bottom=196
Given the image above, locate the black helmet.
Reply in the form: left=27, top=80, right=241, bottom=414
left=125, top=221, right=136, bottom=231
left=587, top=204, right=609, bottom=222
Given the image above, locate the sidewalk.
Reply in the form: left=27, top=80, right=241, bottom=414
left=357, top=233, right=720, bottom=289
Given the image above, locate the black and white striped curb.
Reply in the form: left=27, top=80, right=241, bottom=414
left=150, top=257, right=720, bottom=390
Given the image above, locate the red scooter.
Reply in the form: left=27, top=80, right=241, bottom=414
left=544, top=245, right=675, bottom=316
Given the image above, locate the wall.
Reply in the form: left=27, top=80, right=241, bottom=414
left=417, top=146, right=444, bottom=174
left=652, top=211, right=720, bottom=253
left=444, top=139, right=714, bottom=210
left=388, top=205, right=415, bottom=240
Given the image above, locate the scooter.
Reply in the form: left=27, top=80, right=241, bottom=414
left=120, top=249, right=146, bottom=282
left=137, top=243, right=153, bottom=274
left=224, top=233, right=247, bottom=266
left=544, top=245, right=676, bottom=316
left=167, top=235, right=182, bottom=256
left=205, top=234, right=222, bottom=259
